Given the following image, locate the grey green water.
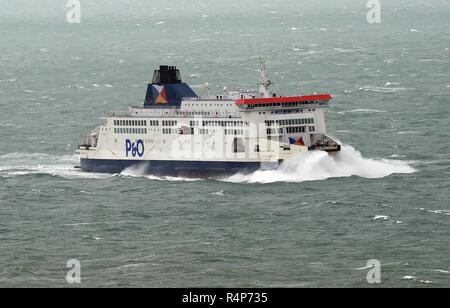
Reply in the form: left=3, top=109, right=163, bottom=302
left=0, top=0, right=449, bottom=287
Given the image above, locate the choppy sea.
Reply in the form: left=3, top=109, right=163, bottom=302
left=0, top=0, right=449, bottom=287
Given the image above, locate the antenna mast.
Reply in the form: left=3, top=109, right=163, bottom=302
left=258, top=56, right=272, bottom=98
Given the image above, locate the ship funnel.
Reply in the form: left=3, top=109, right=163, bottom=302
left=144, top=65, right=197, bottom=106
left=152, top=65, right=182, bottom=84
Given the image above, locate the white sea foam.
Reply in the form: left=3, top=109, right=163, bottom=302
left=427, top=210, right=450, bottom=215
left=0, top=152, right=110, bottom=179
left=349, top=109, right=386, bottom=113
left=434, top=269, right=450, bottom=274
left=403, top=275, right=434, bottom=284
left=212, top=190, right=225, bottom=196
left=373, top=215, right=390, bottom=220
left=1, top=164, right=111, bottom=179
left=147, top=175, right=201, bottom=182
left=418, top=208, right=450, bottom=216
left=359, top=85, right=409, bottom=93
left=0, top=148, right=415, bottom=183
left=121, top=164, right=201, bottom=182
left=390, top=154, right=406, bottom=158
left=120, top=163, right=149, bottom=177
left=224, top=145, right=415, bottom=184
left=122, top=161, right=210, bottom=181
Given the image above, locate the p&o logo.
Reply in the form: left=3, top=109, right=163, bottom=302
left=126, top=139, right=144, bottom=157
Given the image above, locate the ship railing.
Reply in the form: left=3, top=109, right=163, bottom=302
left=105, top=111, right=242, bottom=119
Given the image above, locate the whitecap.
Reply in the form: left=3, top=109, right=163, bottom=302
left=300, top=50, right=321, bottom=55
left=116, top=263, right=145, bottom=269
left=212, top=190, right=225, bottom=196
left=334, top=48, right=354, bottom=52
left=358, top=85, right=409, bottom=93
left=80, top=190, right=96, bottom=195
left=0, top=152, right=112, bottom=179
left=349, top=109, right=386, bottom=113
left=427, top=209, right=450, bottom=215
left=120, top=165, right=201, bottom=181
left=373, top=215, right=389, bottom=220
left=390, top=154, right=406, bottom=158
left=223, top=145, right=415, bottom=184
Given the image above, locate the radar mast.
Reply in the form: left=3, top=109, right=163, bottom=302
left=258, top=56, right=272, bottom=98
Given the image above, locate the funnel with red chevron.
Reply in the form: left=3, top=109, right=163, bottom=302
left=152, top=85, right=168, bottom=104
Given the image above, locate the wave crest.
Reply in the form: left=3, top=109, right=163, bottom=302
left=224, top=145, right=415, bottom=184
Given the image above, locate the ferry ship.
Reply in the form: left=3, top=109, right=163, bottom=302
left=77, top=59, right=341, bottom=176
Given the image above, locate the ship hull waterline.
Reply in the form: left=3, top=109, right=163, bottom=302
left=79, top=158, right=282, bottom=177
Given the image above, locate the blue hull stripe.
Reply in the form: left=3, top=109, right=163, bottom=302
left=80, top=158, right=267, bottom=176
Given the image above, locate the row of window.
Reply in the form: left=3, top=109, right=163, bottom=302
left=114, top=120, right=147, bottom=126
left=286, top=126, right=306, bottom=133
left=114, top=128, right=148, bottom=134
left=177, top=111, right=211, bottom=116
left=162, top=120, right=177, bottom=126
left=285, top=126, right=315, bottom=134
left=265, top=118, right=314, bottom=126
left=202, top=120, right=245, bottom=127
left=113, top=119, right=175, bottom=127
left=162, top=128, right=180, bottom=135
left=224, top=129, right=244, bottom=135
left=266, top=128, right=284, bottom=135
